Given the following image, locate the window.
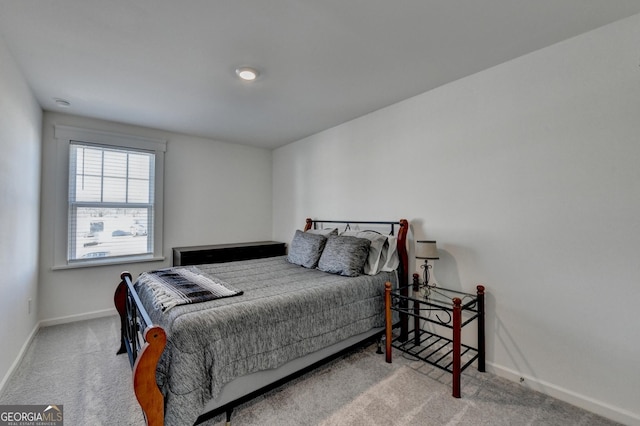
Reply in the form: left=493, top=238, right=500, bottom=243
left=68, top=143, right=154, bottom=261
left=54, top=125, right=166, bottom=267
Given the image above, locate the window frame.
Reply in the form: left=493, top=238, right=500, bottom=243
left=53, top=125, right=166, bottom=269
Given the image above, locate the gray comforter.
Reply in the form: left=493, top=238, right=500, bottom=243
left=134, top=255, right=397, bottom=425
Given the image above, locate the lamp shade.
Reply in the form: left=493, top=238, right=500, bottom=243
left=415, top=240, right=439, bottom=259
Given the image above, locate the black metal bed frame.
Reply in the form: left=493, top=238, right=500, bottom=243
left=116, top=272, right=151, bottom=365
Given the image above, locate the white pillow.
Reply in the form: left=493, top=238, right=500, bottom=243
left=341, top=230, right=388, bottom=275
left=379, top=235, right=399, bottom=272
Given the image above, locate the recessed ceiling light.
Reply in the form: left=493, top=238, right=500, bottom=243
left=54, top=98, right=71, bottom=107
left=235, top=67, right=259, bottom=81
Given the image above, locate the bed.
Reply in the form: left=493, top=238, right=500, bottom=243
left=114, top=218, right=409, bottom=425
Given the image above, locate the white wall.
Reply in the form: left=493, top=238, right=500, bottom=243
left=38, top=112, right=273, bottom=322
left=273, top=14, right=640, bottom=425
left=0, top=37, right=42, bottom=387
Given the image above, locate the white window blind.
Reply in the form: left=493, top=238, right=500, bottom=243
left=68, top=142, right=155, bottom=262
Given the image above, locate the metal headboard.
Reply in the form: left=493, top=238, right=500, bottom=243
left=304, top=219, right=403, bottom=236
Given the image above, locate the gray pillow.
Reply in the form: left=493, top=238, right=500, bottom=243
left=318, top=235, right=371, bottom=277
left=287, top=230, right=327, bottom=268
left=341, top=230, right=388, bottom=275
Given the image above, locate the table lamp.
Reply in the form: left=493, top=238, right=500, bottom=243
left=415, top=240, right=439, bottom=288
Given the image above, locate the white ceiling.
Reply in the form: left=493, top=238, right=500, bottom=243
left=1, top=1, right=639, bottom=149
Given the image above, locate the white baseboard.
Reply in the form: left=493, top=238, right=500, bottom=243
left=39, top=308, right=117, bottom=328
left=0, top=322, right=40, bottom=396
left=486, top=362, right=640, bottom=426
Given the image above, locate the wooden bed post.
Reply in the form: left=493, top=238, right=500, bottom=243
left=384, top=281, right=393, bottom=363
left=397, top=219, right=410, bottom=342
left=133, top=325, right=167, bottom=426
left=397, top=219, right=409, bottom=286
left=304, top=217, right=313, bottom=231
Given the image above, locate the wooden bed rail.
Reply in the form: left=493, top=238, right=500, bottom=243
left=115, top=272, right=166, bottom=426
left=384, top=282, right=393, bottom=363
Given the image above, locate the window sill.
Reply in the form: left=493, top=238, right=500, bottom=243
left=52, top=255, right=165, bottom=270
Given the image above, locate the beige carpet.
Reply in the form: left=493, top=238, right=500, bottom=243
left=213, top=344, right=619, bottom=426
left=0, top=316, right=621, bottom=426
